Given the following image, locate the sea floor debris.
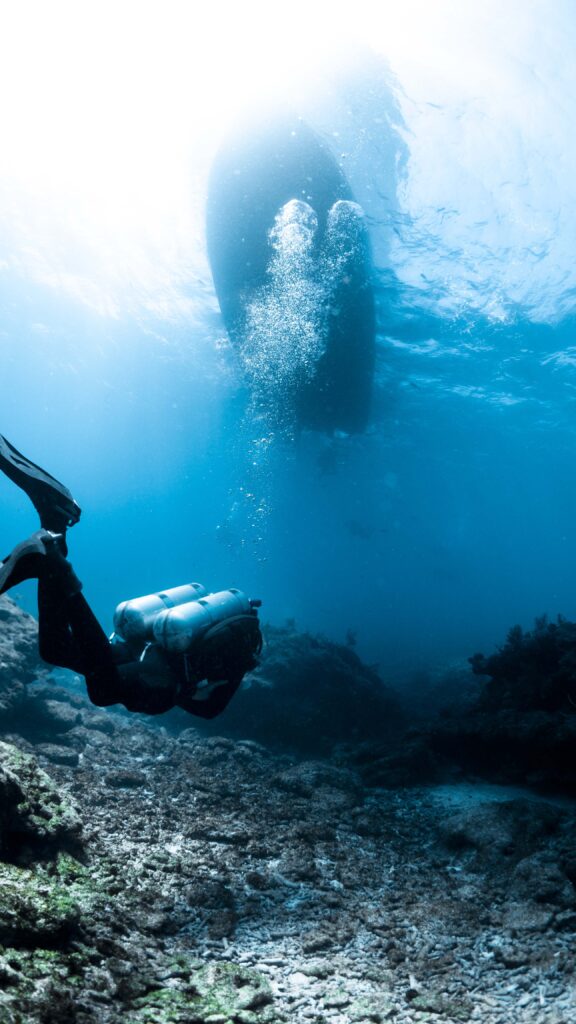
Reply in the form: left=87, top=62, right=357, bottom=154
left=0, top=697, right=574, bottom=1022
left=0, top=597, right=575, bottom=1022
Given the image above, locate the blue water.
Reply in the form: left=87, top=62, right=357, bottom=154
left=2, top=1, right=576, bottom=685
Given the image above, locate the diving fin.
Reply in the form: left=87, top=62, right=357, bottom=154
left=0, top=434, right=81, bottom=532
left=0, top=530, right=56, bottom=594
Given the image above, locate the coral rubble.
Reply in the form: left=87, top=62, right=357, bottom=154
left=0, top=597, right=575, bottom=1022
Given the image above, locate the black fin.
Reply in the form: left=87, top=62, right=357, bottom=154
left=0, top=434, right=81, bottom=531
left=0, top=531, right=50, bottom=594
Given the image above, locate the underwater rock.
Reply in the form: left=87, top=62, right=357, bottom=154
left=0, top=699, right=573, bottom=1021
left=29, top=681, right=117, bottom=735
left=430, top=706, right=576, bottom=790
left=272, top=761, right=362, bottom=805
left=130, top=961, right=276, bottom=1023
left=0, top=600, right=92, bottom=748
left=105, top=768, right=148, bottom=789
left=0, top=596, right=43, bottom=720
left=172, top=624, right=402, bottom=755
left=501, top=900, right=555, bottom=934
left=470, top=615, right=576, bottom=713
left=340, top=730, right=444, bottom=788
left=439, top=798, right=563, bottom=866
left=0, top=740, right=82, bottom=857
left=426, top=615, right=576, bottom=792
left=28, top=697, right=82, bottom=735
left=34, top=742, right=80, bottom=767
left=0, top=857, right=83, bottom=946
left=2, top=600, right=575, bottom=1020
left=509, top=853, right=576, bottom=907
left=408, top=990, right=472, bottom=1018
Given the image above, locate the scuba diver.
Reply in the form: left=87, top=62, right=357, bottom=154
left=0, top=434, right=262, bottom=717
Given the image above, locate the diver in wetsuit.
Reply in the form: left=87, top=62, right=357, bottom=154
left=0, top=434, right=262, bottom=717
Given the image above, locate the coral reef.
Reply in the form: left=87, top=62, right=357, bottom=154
left=0, top=696, right=574, bottom=1023
left=0, top=596, right=44, bottom=719
left=0, top=740, right=81, bottom=857
left=470, top=615, right=576, bottom=713
left=430, top=616, right=576, bottom=791
left=0, top=596, right=575, bottom=1021
left=169, top=623, right=403, bottom=754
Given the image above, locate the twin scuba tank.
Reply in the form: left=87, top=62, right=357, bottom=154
left=112, top=583, right=254, bottom=653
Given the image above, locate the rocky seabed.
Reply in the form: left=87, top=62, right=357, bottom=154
left=0, top=598, right=575, bottom=1023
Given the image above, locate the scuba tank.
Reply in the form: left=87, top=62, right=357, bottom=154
left=152, top=588, right=253, bottom=653
left=112, top=583, right=208, bottom=643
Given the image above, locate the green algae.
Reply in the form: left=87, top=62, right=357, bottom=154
left=0, top=741, right=82, bottom=848
left=130, top=960, right=279, bottom=1024
left=0, top=861, right=81, bottom=945
left=409, top=992, right=472, bottom=1020
left=130, top=988, right=207, bottom=1024
left=0, top=847, right=104, bottom=953
left=0, top=945, right=88, bottom=1024
left=349, top=993, right=396, bottom=1022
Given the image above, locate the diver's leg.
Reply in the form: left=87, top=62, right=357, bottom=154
left=37, top=575, right=85, bottom=672
left=37, top=549, right=178, bottom=711
left=0, top=434, right=81, bottom=532
left=61, top=597, right=179, bottom=711
left=0, top=526, right=111, bottom=690
left=0, top=530, right=65, bottom=595
left=37, top=573, right=123, bottom=707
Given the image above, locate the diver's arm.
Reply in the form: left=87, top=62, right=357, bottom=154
left=175, top=612, right=261, bottom=718
left=113, top=651, right=179, bottom=716
left=176, top=675, right=243, bottom=719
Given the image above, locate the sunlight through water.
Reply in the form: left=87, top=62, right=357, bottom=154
left=3, top=0, right=576, bottom=673
left=1, top=0, right=574, bottom=327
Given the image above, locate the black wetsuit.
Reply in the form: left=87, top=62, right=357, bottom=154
left=0, top=433, right=261, bottom=718
left=34, top=572, right=259, bottom=717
